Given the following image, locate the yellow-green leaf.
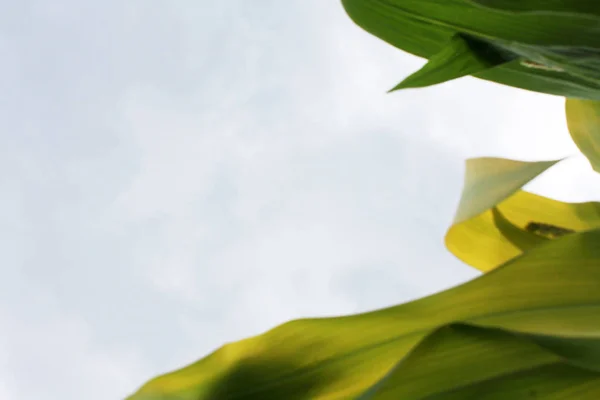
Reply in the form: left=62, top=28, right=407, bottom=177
left=446, top=157, right=600, bottom=272
left=127, top=229, right=600, bottom=399
left=426, top=364, right=600, bottom=400
left=357, top=324, right=560, bottom=399
left=566, top=99, right=600, bottom=173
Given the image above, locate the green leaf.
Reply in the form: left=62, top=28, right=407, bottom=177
left=445, top=157, right=600, bottom=272
left=566, top=99, right=600, bottom=173
left=357, top=324, right=560, bottom=399
left=425, top=364, right=600, bottom=400
left=359, top=324, right=600, bottom=399
left=467, top=0, right=600, bottom=16
left=390, top=34, right=512, bottom=91
left=127, top=229, right=600, bottom=399
left=341, top=0, right=600, bottom=99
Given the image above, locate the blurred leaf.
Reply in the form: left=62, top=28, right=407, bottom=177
left=566, top=99, right=600, bottom=173
left=341, top=0, right=600, bottom=98
left=446, top=158, right=600, bottom=272
left=127, top=229, right=600, bottom=399
left=390, top=34, right=512, bottom=91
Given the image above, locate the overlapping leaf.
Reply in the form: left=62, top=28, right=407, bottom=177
left=341, top=0, right=600, bottom=98
left=127, top=228, right=600, bottom=400
left=566, top=99, right=600, bottom=173
left=449, top=157, right=560, bottom=224
left=389, top=34, right=513, bottom=91
left=445, top=157, right=600, bottom=272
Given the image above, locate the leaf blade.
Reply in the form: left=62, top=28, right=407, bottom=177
left=357, top=324, right=559, bottom=399
left=451, top=157, right=559, bottom=225
left=128, top=229, right=600, bottom=399
left=445, top=157, right=600, bottom=272
left=466, top=0, right=600, bottom=16
left=566, top=99, right=600, bottom=173
left=341, top=0, right=600, bottom=99
left=390, top=34, right=512, bottom=91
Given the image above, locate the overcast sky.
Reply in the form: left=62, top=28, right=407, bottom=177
left=2, top=1, right=600, bottom=399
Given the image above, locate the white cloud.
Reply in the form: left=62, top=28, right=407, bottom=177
left=0, top=289, right=148, bottom=400
left=1, top=1, right=599, bottom=399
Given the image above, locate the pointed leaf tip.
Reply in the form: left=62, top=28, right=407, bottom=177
left=390, top=34, right=514, bottom=92
left=452, top=157, right=560, bottom=225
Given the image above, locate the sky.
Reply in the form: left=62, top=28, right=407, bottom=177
left=2, top=1, right=600, bottom=399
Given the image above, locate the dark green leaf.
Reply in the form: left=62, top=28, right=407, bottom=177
left=467, top=0, right=600, bottom=16
left=341, top=0, right=600, bottom=99
left=390, top=34, right=513, bottom=91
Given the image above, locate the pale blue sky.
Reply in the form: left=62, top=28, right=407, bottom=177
left=2, top=1, right=600, bottom=399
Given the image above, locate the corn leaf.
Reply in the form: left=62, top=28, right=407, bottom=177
left=341, top=0, right=600, bottom=98
left=425, top=364, right=600, bottom=400
left=466, top=0, right=600, bottom=16
left=451, top=157, right=559, bottom=225
left=445, top=157, right=600, bottom=272
left=127, top=229, right=600, bottom=400
left=390, top=34, right=512, bottom=91
left=359, top=325, right=600, bottom=399
left=566, top=99, right=600, bottom=173
left=446, top=191, right=600, bottom=272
